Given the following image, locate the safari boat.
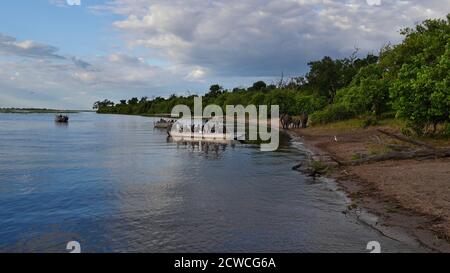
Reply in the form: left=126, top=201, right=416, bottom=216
left=154, top=119, right=175, bottom=129
left=167, top=117, right=244, bottom=141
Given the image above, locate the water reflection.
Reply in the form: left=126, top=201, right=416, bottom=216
left=54, top=122, right=69, bottom=128
left=167, top=137, right=235, bottom=159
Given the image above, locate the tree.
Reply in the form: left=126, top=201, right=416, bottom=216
left=249, top=81, right=267, bottom=92
left=128, top=97, right=139, bottom=105
left=265, top=89, right=296, bottom=115
left=389, top=15, right=450, bottom=135
left=305, top=53, right=379, bottom=103
left=305, top=56, right=348, bottom=103
left=206, top=84, right=223, bottom=98
left=336, top=64, right=390, bottom=117
left=93, top=99, right=114, bottom=110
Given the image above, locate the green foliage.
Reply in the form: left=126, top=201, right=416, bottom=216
left=309, top=160, right=332, bottom=175
left=389, top=15, right=450, bottom=135
left=206, top=84, right=224, bottom=98
left=293, top=94, right=327, bottom=114
left=305, top=53, right=378, bottom=102
left=361, top=116, right=380, bottom=128
left=264, top=89, right=296, bottom=114
left=248, top=81, right=267, bottom=92
left=310, top=104, right=357, bottom=125
left=443, top=123, right=450, bottom=138
left=334, top=14, right=450, bottom=135
left=335, top=64, right=390, bottom=116
left=93, top=99, right=114, bottom=110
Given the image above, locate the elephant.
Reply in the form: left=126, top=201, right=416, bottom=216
left=291, top=117, right=302, bottom=128
left=281, top=112, right=309, bottom=129
left=301, top=112, right=309, bottom=128
left=280, top=114, right=292, bottom=129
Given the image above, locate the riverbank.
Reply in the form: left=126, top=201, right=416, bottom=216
left=290, top=120, right=450, bottom=252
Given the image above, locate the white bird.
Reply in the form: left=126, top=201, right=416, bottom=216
left=334, top=136, right=338, bottom=142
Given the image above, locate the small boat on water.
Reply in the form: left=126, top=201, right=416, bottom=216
left=154, top=118, right=175, bottom=129
left=55, top=115, right=69, bottom=123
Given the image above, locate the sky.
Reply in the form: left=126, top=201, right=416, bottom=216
left=0, top=0, right=448, bottom=109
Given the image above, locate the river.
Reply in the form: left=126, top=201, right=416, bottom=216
left=0, top=113, right=425, bottom=252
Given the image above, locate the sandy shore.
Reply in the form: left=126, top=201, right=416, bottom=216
left=290, top=124, right=450, bottom=252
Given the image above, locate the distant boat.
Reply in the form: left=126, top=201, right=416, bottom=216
left=55, top=115, right=69, bottom=123
left=154, top=119, right=174, bottom=129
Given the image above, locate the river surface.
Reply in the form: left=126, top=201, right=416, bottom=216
left=0, top=113, right=425, bottom=252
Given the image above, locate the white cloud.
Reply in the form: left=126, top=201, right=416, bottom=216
left=366, top=0, right=382, bottom=6
left=2, top=0, right=450, bottom=109
left=49, top=0, right=81, bottom=7
left=66, top=0, right=81, bottom=6
left=0, top=33, right=213, bottom=109
left=185, top=67, right=207, bottom=82
left=98, top=0, right=450, bottom=77
left=0, top=33, right=65, bottom=59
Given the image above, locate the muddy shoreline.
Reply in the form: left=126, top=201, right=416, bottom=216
left=287, top=130, right=450, bottom=252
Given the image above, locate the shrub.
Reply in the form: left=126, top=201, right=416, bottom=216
left=442, top=122, right=450, bottom=138
left=361, top=117, right=380, bottom=128
left=334, top=64, right=391, bottom=117
left=389, top=16, right=450, bottom=135
left=310, top=104, right=357, bottom=125
left=294, top=95, right=327, bottom=115
left=379, top=111, right=396, bottom=119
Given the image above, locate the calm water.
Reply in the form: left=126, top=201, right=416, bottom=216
left=0, top=113, right=424, bottom=252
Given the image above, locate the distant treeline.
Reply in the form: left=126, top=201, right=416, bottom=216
left=0, top=108, right=82, bottom=114
left=95, top=15, right=450, bottom=136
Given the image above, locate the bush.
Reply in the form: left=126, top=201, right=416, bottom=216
left=310, top=104, right=357, bottom=125
left=389, top=16, right=450, bottom=135
left=361, top=117, right=380, bottom=128
left=379, top=111, right=396, bottom=119
left=334, top=64, right=391, bottom=117
left=294, top=95, right=327, bottom=115
left=442, top=123, right=450, bottom=138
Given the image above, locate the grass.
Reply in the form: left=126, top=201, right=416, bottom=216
left=417, top=135, right=450, bottom=147
left=310, top=117, right=406, bottom=132
left=351, top=153, right=364, bottom=161
left=376, top=118, right=406, bottom=129
left=368, top=146, right=391, bottom=156
left=350, top=146, right=390, bottom=161
left=385, top=207, right=400, bottom=214
left=311, top=118, right=364, bottom=131
left=308, top=160, right=336, bottom=176
left=347, top=203, right=358, bottom=211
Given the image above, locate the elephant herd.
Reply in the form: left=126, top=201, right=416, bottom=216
left=280, top=113, right=309, bottom=129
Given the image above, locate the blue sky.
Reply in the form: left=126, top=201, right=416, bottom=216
left=0, top=1, right=113, bottom=55
left=0, top=0, right=448, bottom=109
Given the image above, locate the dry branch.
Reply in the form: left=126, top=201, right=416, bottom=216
left=341, top=148, right=450, bottom=166
left=386, top=144, right=412, bottom=151
left=377, top=129, right=436, bottom=150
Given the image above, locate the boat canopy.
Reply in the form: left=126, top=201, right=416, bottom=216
left=174, top=117, right=225, bottom=126
left=171, top=117, right=227, bottom=134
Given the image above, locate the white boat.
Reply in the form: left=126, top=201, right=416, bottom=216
left=154, top=119, right=174, bottom=129
left=168, top=117, right=244, bottom=142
